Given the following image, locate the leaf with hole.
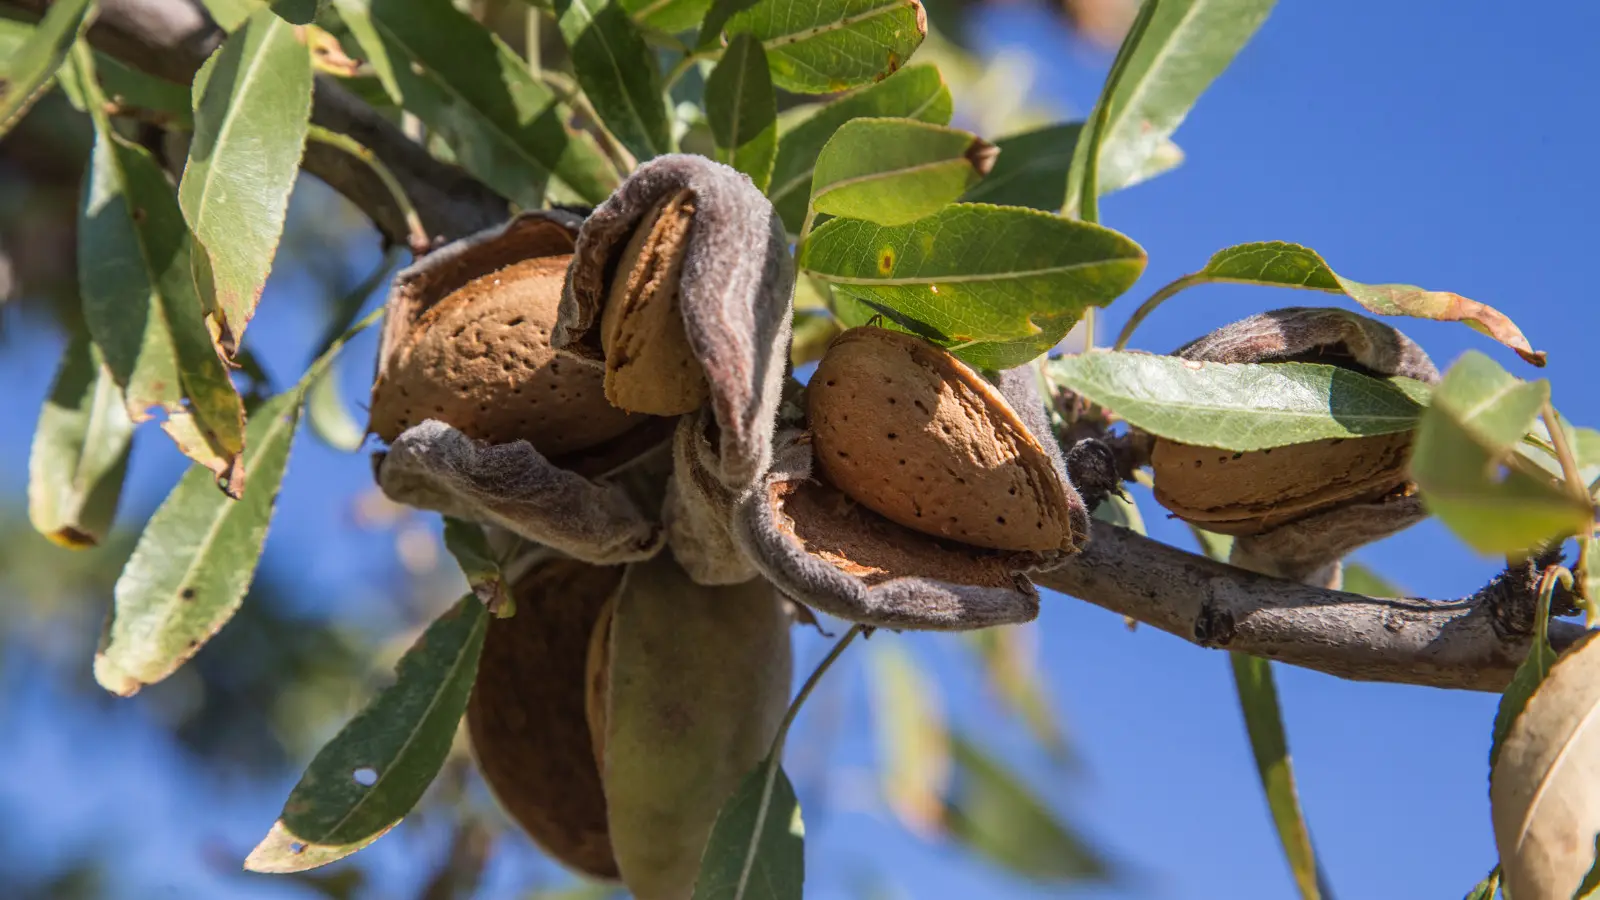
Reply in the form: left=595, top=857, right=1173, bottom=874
left=961, top=122, right=1180, bottom=211
left=800, top=204, right=1145, bottom=369
left=1064, top=0, right=1275, bottom=217
left=691, top=755, right=803, bottom=900
left=705, top=0, right=927, bottom=95
left=179, top=7, right=313, bottom=351
left=555, top=0, right=670, bottom=163
left=770, top=64, right=950, bottom=232
left=246, top=594, right=489, bottom=873
left=334, top=0, right=619, bottom=205
left=705, top=33, right=777, bottom=191
left=94, top=389, right=301, bottom=696
left=27, top=335, right=134, bottom=549
left=1491, top=630, right=1600, bottom=900
left=1047, top=352, right=1428, bottom=451
left=1198, top=242, right=1544, bottom=366
left=73, top=48, right=246, bottom=492
left=0, top=0, right=95, bottom=139
left=810, top=118, right=992, bottom=225
left=1411, top=352, right=1590, bottom=554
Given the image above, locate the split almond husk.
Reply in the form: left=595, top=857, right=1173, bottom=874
left=808, top=326, right=1081, bottom=553
left=737, top=355, right=1085, bottom=631
left=559, top=154, right=795, bottom=492
left=662, top=409, right=761, bottom=586
left=368, top=212, right=672, bottom=565
left=599, top=189, right=709, bottom=416
left=1146, top=307, right=1439, bottom=583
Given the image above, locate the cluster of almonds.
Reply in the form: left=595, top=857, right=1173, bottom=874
left=366, top=154, right=1436, bottom=893
left=367, top=156, right=1094, bottom=897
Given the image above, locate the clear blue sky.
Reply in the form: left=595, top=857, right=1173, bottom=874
left=2, top=1, right=1597, bottom=898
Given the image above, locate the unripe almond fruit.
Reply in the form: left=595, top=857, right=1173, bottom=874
left=370, top=253, right=642, bottom=456
left=599, top=189, right=710, bottom=416
left=1150, top=433, right=1413, bottom=536
left=808, top=327, right=1078, bottom=553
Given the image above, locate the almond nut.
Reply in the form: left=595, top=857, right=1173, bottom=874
left=808, top=327, right=1078, bottom=553
left=370, top=253, right=643, bottom=456
left=599, top=189, right=709, bottom=416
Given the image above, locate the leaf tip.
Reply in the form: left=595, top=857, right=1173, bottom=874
left=92, top=654, right=143, bottom=697
left=965, top=137, right=998, bottom=179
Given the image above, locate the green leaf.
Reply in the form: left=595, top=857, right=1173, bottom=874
left=1412, top=352, right=1591, bottom=554
left=800, top=204, right=1145, bottom=369
left=708, top=0, right=927, bottom=95
left=198, top=0, right=266, bottom=31
left=1517, top=419, right=1600, bottom=489
left=963, top=627, right=1075, bottom=764
left=334, top=0, right=619, bottom=205
left=1199, top=241, right=1544, bottom=366
left=178, top=7, right=313, bottom=351
left=1576, top=843, right=1600, bottom=899
left=1064, top=0, right=1275, bottom=217
left=809, top=118, right=992, bottom=225
left=306, top=365, right=365, bottom=452
left=245, top=595, right=489, bottom=873
left=1490, top=561, right=1562, bottom=772
left=27, top=335, right=135, bottom=549
left=960, top=121, right=1181, bottom=211
left=555, top=0, right=670, bottom=163
left=272, top=0, right=324, bottom=26
left=1090, top=486, right=1145, bottom=535
left=1462, top=866, right=1501, bottom=900
left=1047, top=352, right=1426, bottom=451
left=865, top=638, right=950, bottom=835
left=1231, top=653, right=1326, bottom=900
left=943, top=734, right=1109, bottom=882
left=692, top=756, right=804, bottom=900
left=0, top=0, right=95, bottom=138
left=770, top=64, right=950, bottom=232
left=73, top=48, right=247, bottom=492
left=1339, top=562, right=1402, bottom=598
left=94, top=390, right=301, bottom=696
left=622, top=0, right=711, bottom=33
left=442, top=517, right=512, bottom=617
left=705, top=33, right=777, bottom=191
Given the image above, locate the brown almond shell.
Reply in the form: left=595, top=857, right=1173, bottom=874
left=558, top=155, right=795, bottom=492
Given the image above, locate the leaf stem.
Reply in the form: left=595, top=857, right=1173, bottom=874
left=1540, top=403, right=1598, bottom=620
left=524, top=5, right=541, bottom=72
left=664, top=51, right=709, bottom=92
left=1066, top=0, right=1159, bottom=222
left=1112, top=271, right=1208, bottom=350
left=772, top=624, right=864, bottom=758
left=305, top=125, right=430, bottom=253
left=796, top=204, right=818, bottom=259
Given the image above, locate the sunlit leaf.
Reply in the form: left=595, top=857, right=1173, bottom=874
left=555, top=0, right=670, bottom=163
left=1412, top=352, right=1590, bottom=553
left=692, top=756, right=804, bottom=900
left=1198, top=242, right=1544, bottom=366
left=178, top=7, right=313, bottom=350
left=27, top=335, right=134, bottom=549
left=73, top=48, right=246, bottom=492
left=1090, top=488, right=1145, bottom=536
left=246, top=595, right=489, bottom=873
left=1231, top=653, right=1326, bottom=900
left=442, top=517, right=512, bottom=617
left=1064, top=0, right=1274, bottom=217
left=306, top=366, right=365, bottom=452
left=1338, top=562, right=1401, bottom=598
left=334, top=0, right=619, bottom=204
left=705, top=0, right=927, bottom=95
left=943, top=734, right=1109, bottom=882
left=1491, top=630, right=1600, bottom=900
left=1461, top=866, right=1500, bottom=900
left=705, top=33, right=777, bottom=191
left=1048, top=352, right=1428, bottom=451
left=0, top=0, right=95, bottom=138
left=770, top=64, right=950, bottom=232
left=865, top=638, right=950, bottom=836
left=961, top=121, right=1181, bottom=211
left=94, top=390, right=300, bottom=696
left=801, top=204, right=1145, bottom=369
left=963, top=627, right=1074, bottom=764
left=810, top=118, right=991, bottom=225
left=621, top=0, right=710, bottom=33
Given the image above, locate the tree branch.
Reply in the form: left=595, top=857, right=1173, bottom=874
left=1034, top=520, right=1584, bottom=693
left=6, top=0, right=508, bottom=246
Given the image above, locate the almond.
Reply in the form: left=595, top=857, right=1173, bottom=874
left=599, top=189, right=709, bottom=416
left=807, top=327, right=1077, bottom=553
left=467, top=558, right=625, bottom=881
left=370, top=253, right=642, bottom=456
left=1151, top=433, right=1413, bottom=535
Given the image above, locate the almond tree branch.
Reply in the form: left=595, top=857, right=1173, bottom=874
left=1034, top=520, right=1585, bottom=693
left=5, top=0, right=508, bottom=246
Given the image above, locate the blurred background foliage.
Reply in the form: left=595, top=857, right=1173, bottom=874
left=0, top=1, right=1135, bottom=897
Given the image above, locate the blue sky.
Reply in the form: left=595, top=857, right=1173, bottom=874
left=2, top=1, right=1598, bottom=898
